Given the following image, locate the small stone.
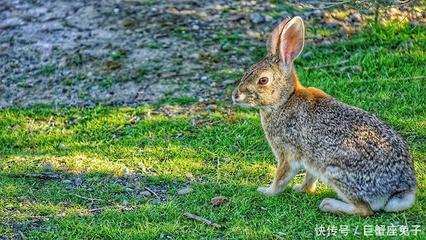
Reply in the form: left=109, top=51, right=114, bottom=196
left=18, top=195, right=29, bottom=201
left=249, top=12, right=265, bottom=24
left=388, top=7, right=399, bottom=16
left=351, top=65, right=362, bottom=72
left=185, top=172, right=195, bottom=181
left=43, top=162, right=53, bottom=171
left=211, top=196, right=227, bottom=207
left=340, top=24, right=353, bottom=34
left=140, top=190, right=152, bottom=197
left=121, top=200, right=129, bottom=206
left=222, top=79, right=235, bottom=85
left=58, top=143, right=66, bottom=149
left=123, top=168, right=131, bottom=176
left=27, top=7, right=48, bottom=18
left=74, top=177, right=83, bottom=186
left=351, top=12, right=362, bottom=22
left=133, top=181, right=142, bottom=190
left=264, top=15, right=273, bottom=22
left=246, top=30, right=261, bottom=39
left=313, top=9, right=322, bottom=17
left=207, top=104, right=217, bottom=110
left=280, top=12, right=291, bottom=19
left=0, top=17, right=25, bottom=30
left=321, top=40, right=332, bottom=45
left=326, top=22, right=339, bottom=29
left=189, top=53, right=200, bottom=60
left=177, top=186, right=193, bottom=195
left=399, top=41, right=414, bottom=49
left=410, top=21, right=420, bottom=27
left=201, top=76, right=208, bottom=81
left=129, top=116, right=140, bottom=124
left=114, top=8, right=119, bottom=14
left=229, top=15, right=244, bottom=21
left=192, top=24, right=200, bottom=31
left=303, top=11, right=312, bottom=18
left=62, top=179, right=72, bottom=184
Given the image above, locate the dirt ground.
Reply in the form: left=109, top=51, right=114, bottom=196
left=0, top=0, right=423, bottom=107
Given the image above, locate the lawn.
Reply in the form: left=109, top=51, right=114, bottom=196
left=0, top=22, right=425, bottom=239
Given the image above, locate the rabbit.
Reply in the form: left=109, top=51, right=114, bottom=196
left=232, top=16, right=416, bottom=216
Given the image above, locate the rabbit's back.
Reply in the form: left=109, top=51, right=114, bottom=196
left=263, top=89, right=416, bottom=202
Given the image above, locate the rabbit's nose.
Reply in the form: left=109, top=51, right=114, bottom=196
left=232, top=89, right=240, bottom=103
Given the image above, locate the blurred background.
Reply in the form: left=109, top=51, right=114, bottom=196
left=1, top=0, right=424, bottom=107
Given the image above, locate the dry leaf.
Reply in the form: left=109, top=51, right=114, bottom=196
left=211, top=196, right=227, bottom=207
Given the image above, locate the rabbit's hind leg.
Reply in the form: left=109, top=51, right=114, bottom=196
left=319, top=198, right=373, bottom=216
left=383, top=190, right=416, bottom=212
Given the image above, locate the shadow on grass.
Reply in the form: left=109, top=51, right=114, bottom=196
left=0, top=168, right=343, bottom=239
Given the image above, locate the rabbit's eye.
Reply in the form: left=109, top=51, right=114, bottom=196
left=258, top=77, right=269, bottom=85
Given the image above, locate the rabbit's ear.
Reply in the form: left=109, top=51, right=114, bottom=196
left=267, top=17, right=291, bottom=56
left=279, top=16, right=305, bottom=69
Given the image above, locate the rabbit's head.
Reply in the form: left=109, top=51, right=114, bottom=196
left=232, top=17, right=305, bottom=108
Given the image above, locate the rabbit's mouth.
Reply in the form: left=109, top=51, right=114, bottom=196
left=233, top=95, right=258, bottom=108
left=232, top=90, right=256, bottom=106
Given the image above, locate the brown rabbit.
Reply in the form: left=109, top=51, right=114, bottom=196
left=232, top=16, right=416, bottom=216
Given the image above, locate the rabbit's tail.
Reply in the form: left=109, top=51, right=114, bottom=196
left=383, top=189, right=416, bottom=212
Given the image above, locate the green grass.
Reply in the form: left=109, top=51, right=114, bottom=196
left=1, top=22, right=425, bottom=239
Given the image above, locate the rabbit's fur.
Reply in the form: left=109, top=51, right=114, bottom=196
left=232, top=17, right=416, bottom=215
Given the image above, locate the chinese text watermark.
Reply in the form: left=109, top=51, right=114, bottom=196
left=315, top=224, right=422, bottom=237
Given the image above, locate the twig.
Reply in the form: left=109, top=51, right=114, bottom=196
left=184, top=212, right=221, bottom=229
left=160, top=72, right=194, bottom=79
left=394, top=75, right=426, bottom=81
left=349, top=75, right=425, bottom=83
left=286, top=1, right=350, bottom=10
left=88, top=207, right=108, bottom=212
left=303, top=59, right=350, bottom=70
left=88, top=205, right=133, bottom=213
left=397, top=0, right=415, bottom=4
left=72, top=193, right=105, bottom=202
left=9, top=172, right=62, bottom=180
left=144, top=187, right=161, bottom=200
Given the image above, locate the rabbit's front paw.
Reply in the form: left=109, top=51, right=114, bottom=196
left=257, top=186, right=281, bottom=196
